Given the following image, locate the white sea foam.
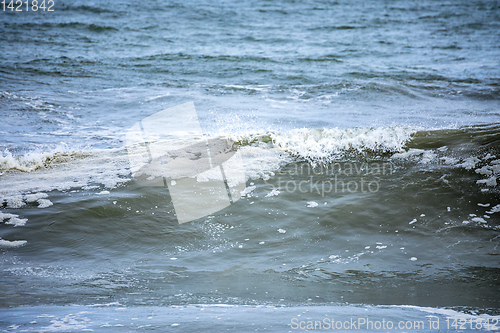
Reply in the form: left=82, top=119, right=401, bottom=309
left=0, top=145, right=80, bottom=173
left=391, top=148, right=424, bottom=160
left=391, top=149, right=437, bottom=164
left=37, top=199, right=53, bottom=208
left=222, top=84, right=268, bottom=92
left=458, top=157, right=481, bottom=170
left=39, top=313, right=92, bottom=332
left=472, top=155, right=500, bottom=188
left=25, top=192, right=48, bottom=202
left=240, top=186, right=256, bottom=197
left=6, top=195, right=25, bottom=208
left=1, top=192, right=53, bottom=211
left=443, top=153, right=500, bottom=190
left=477, top=176, right=497, bottom=187
left=0, top=212, right=28, bottom=227
left=441, top=156, right=459, bottom=164
left=486, top=204, right=500, bottom=214
left=399, top=305, right=500, bottom=331
left=0, top=238, right=27, bottom=248
left=476, top=166, right=494, bottom=176
left=383, top=140, right=498, bottom=195
left=271, top=126, right=416, bottom=163
left=471, top=217, right=487, bottom=224
left=0, top=147, right=131, bottom=198
left=0, top=213, right=28, bottom=227
left=266, top=189, right=281, bottom=197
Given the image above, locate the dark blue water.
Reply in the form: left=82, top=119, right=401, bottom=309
left=1, top=0, right=499, bottom=331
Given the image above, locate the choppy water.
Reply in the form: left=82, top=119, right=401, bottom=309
left=1, top=0, right=499, bottom=331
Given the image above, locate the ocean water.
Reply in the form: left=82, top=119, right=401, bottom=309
left=1, top=0, right=499, bottom=331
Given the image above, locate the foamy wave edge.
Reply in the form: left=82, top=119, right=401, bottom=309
left=232, top=126, right=418, bottom=164
left=0, top=147, right=91, bottom=173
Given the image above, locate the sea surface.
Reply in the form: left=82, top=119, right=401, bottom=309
left=0, top=0, right=499, bottom=331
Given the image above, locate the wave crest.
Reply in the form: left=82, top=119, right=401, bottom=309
left=0, top=147, right=86, bottom=173
left=269, top=126, right=417, bottom=163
